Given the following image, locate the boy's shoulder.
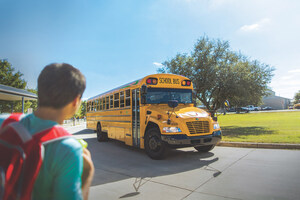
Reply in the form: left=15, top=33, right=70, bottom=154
left=0, top=113, right=14, bottom=127
left=0, top=113, right=80, bottom=149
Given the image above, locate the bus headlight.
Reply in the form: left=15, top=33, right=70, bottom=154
left=213, top=123, right=220, bottom=130
left=162, top=127, right=182, bottom=133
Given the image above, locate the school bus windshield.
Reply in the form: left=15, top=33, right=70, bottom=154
left=146, top=88, right=192, bottom=104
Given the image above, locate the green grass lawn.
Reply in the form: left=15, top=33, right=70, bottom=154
left=218, top=111, right=300, bottom=143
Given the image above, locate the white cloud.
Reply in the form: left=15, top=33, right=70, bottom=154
left=153, top=62, right=163, bottom=66
left=271, top=71, right=300, bottom=99
left=281, top=75, right=294, bottom=80
left=208, top=0, right=236, bottom=9
left=288, top=69, right=300, bottom=73
left=240, top=18, right=270, bottom=32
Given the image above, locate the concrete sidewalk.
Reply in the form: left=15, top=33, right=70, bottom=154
left=217, top=141, right=300, bottom=150
left=86, top=140, right=300, bottom=200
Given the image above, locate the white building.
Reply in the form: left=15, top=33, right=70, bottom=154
left=261, top=90, right=291, bottom=110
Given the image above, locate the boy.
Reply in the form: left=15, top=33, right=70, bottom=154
left=0, top=63, right=94, bottom=199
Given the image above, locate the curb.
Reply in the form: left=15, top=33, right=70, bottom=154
left=217, top=141, right=300, bottom=150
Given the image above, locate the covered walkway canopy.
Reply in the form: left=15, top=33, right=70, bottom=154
left=0, top=84, right=37, bottom=113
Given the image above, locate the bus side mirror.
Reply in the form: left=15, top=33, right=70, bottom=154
left=141, top=84, right=147, bottom=95
left=192, top=91, right=197, bottom=106
left=168, top=100, right=178, bottom=108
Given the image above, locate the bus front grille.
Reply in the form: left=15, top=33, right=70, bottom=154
left=186, top=121, right=210, bottom=134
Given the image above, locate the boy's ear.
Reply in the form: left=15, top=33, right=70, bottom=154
left=72, top=95, right=81, bottom=107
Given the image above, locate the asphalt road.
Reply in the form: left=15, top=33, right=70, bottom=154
left=65, top=125, right=300, bottom=200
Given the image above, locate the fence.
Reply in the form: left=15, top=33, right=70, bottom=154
left=63, top=118, right=86, bottom=126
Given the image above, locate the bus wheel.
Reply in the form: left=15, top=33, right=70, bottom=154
left=194, top=145, right=215, bottom=152
left=144, top=128, right=166, bottom=160
left=97, top=123, right=107, bottom=142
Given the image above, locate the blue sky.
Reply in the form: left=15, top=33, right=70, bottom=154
left=1, top=0, right=300, bottom=100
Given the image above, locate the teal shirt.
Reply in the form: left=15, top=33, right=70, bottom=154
left=0, top=113, right=83, bottom=200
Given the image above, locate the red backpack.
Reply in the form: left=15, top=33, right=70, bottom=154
left=0, top=113, right=71, bottom=200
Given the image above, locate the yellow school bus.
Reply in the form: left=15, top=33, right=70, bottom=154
left=86, top=74, right=222, bottom=159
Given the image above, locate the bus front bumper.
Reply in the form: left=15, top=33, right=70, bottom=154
left=161, top=130, right=222, bottom=147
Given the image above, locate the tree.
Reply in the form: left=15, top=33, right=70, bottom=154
left=294, top=90, right=300, bottom=104
left=0, top=60, right=26, bottom=88
left=80, top=100, right=87, bottom=117
left=0, top=60, right=37, bottom=113
left=73, top=100, right=87, bottom=119
left=158, top=36, right=274, bottom=115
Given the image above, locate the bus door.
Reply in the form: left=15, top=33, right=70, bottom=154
left=132, top=89, right=140, bottom=147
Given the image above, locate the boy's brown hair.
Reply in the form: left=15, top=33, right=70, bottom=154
left=37, top=63, right=86, bottom=109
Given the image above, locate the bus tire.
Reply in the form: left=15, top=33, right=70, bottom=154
left=97, top=123, right=108, bottom=142
left=144, top=128, right=166, bottom=160
left=194, top=145, right=215, bottom=152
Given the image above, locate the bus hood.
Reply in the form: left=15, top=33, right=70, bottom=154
left=148, top=105, right=210, bottom=119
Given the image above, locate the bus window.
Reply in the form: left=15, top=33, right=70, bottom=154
left=101, top=98, right=104, bottom=110
left=106, top=96, right=109, bottom=109
left=125, top=89, right=130, bottom=107
left=87, top=102, right=90, bottom=112
left=99, top=98, right=102, bottom=110
left=114, top=93, right=120, bottom=108
left=146, top=88, right=192, bottom=104
left=95, top=99, right=98, bottom=111
left=91, top=101, right=94, bottom=111
left=120, top=91, right=124, bottom=108
left=110, top=95, right=113, bottom=109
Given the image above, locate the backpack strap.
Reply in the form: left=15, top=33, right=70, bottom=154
left=1, top=114, right=71, bottom=145
left=0, top=114, right=29, bottom=145
left=33, top=126, right=71, bottom=144
left=1, top=113, right=23, bottom=128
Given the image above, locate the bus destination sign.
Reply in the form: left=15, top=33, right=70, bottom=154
left=159, top=78, right=180, bottom=85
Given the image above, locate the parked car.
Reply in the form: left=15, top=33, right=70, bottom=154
left=262, top=106, right=273, bottom=110
left=236, top=107, right=250, bottom=113
left=294, top=103, right=300, bottom=109
left=247, top=105, right=261, bottom=111
left=228, top=107, right=236, bottom=112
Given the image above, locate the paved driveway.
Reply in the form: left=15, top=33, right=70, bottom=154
left=67, top=125, right=300, bottom=200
